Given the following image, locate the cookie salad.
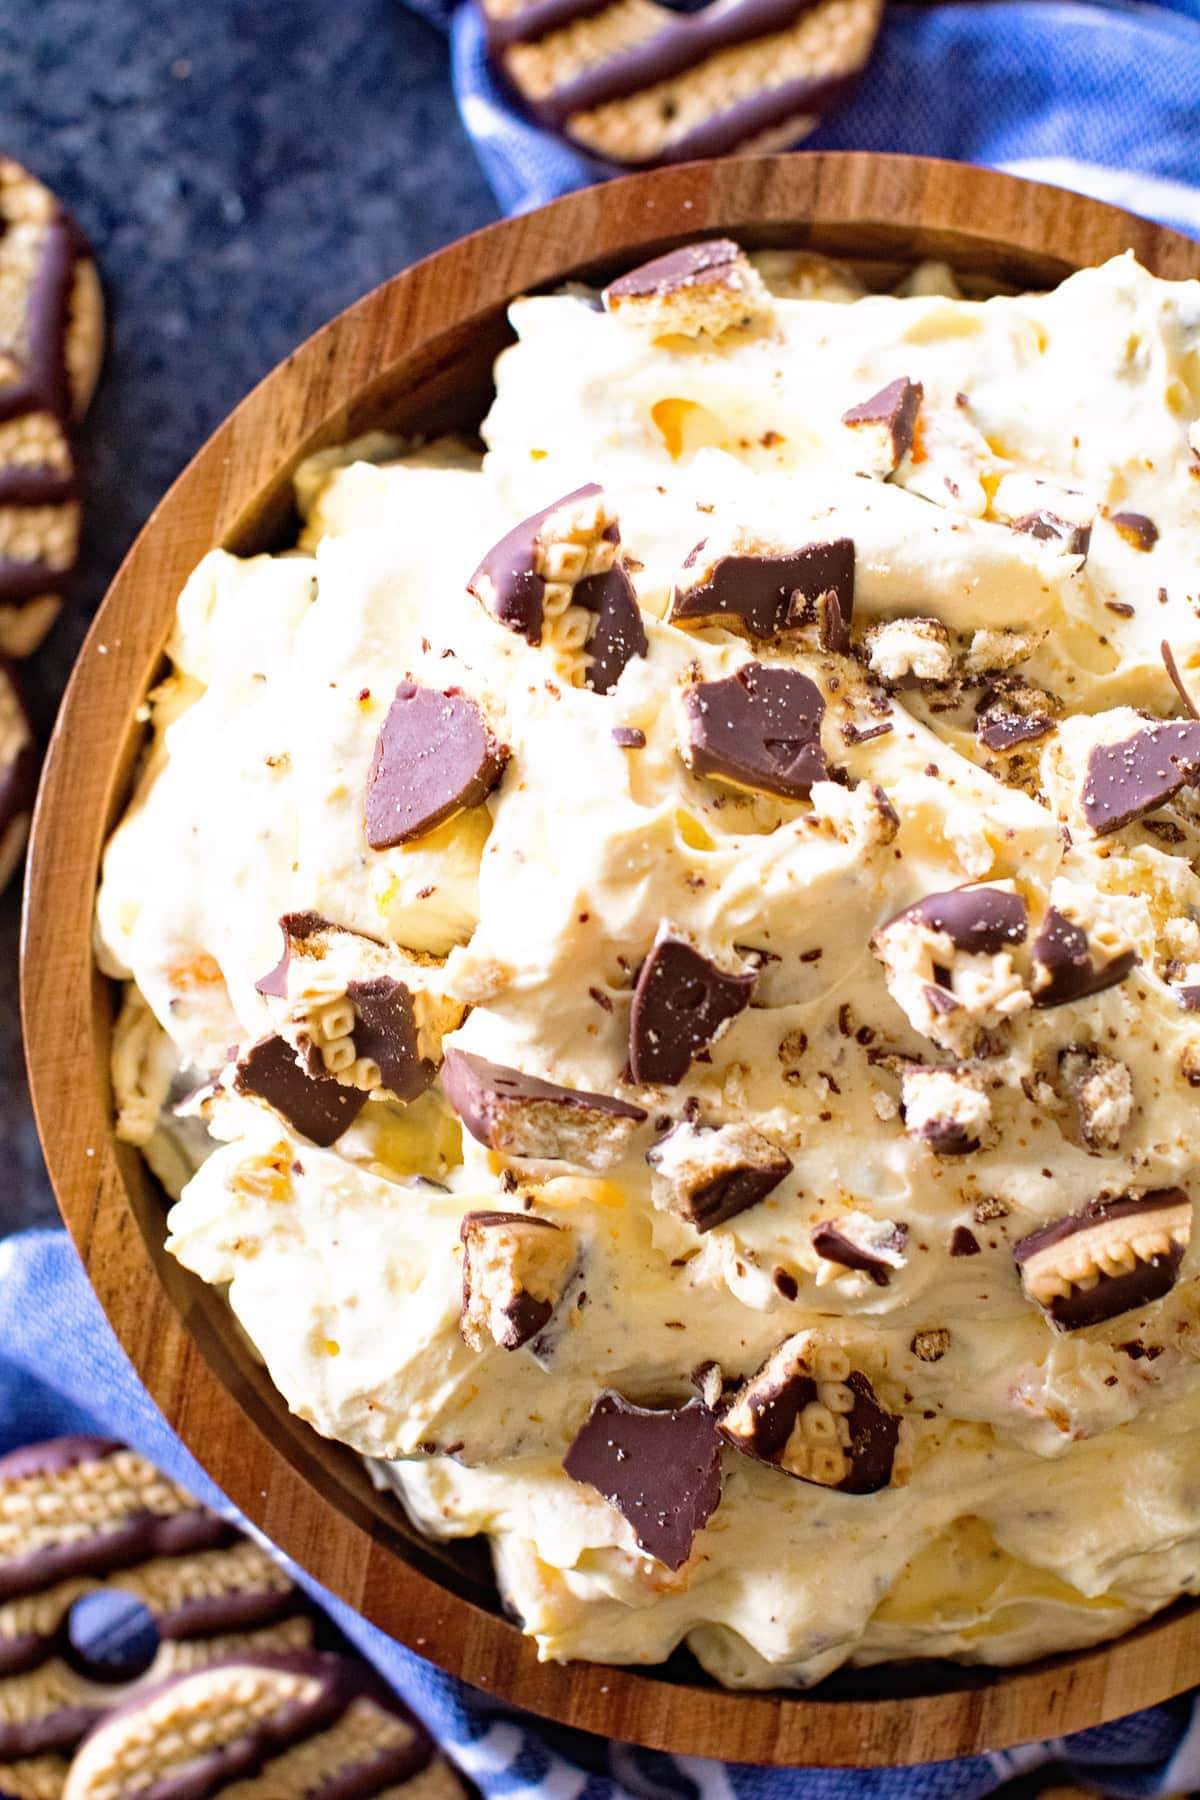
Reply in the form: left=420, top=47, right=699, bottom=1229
left=96, top=240, right=1200, bottom=1689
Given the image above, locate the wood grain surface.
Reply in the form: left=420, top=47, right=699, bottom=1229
left=22, top=154, right=1200, bottom=1767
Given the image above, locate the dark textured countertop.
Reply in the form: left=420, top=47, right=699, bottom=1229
left=1, top=0, right=496, bottom=1232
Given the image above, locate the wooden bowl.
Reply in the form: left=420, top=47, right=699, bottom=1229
left=23, top=154, right=1200, bottom=1767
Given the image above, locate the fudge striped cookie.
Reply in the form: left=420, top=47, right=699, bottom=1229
left=0, top=1437, right=314, bottom=1798
left=0, top=156, right=104, bottom=656
left=477, top=0, right=882, bottom=167
left=0, top=656, right=36, bottom=890
left=62, top=1652, right=466, bottom=1800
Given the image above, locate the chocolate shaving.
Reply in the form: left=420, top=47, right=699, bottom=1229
left=563, top=1392, right=723, bottom=1569
left=365, top=681, right=508, bottom=849
left=629, top=929, right=755, bottom=1085
left=811, top=1220, right=907, bottom=1286
left=1011, top=512, right=1092, bottom=557
left=671, top=538, right=854, bottom=645
left=681, top=662, right=828, bottom=799
left=1162, top=640, right=1199, bottom=720
left=233, top=1034, right=365, bottom=1146
left=841, top=377, right=923, bottom=472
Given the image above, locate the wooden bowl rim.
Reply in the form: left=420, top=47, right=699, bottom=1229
left=22, top=153, right=1200, bottom=1767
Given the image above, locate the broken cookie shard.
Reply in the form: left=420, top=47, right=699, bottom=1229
left=441, top=1048, right=646, bottom=1170
left=232, top=1034, right=365, bottom=1147
left=1081, top=720, right=1200, bottom=834
left=1014, top=1188, right=1192, bottom=1330
left=669, top=538, right=855, bottom=645
left=681, top=662, right=828, bottom=800
left=841, top=376, right=923, bottom=475
left=647, top=1118, right=791, bottom=1232
left=720, top=1332, right=901, bottom=1494
left=629, top=927, right=756, bottom=1085
left=563, top=1392, right=723, bottom=1569
left=365, top=681, right=508, bottom=850
left=603, top=240, right=772, bottom=337
left=1030, top=906, right=1138, bottom=1008
left=253, top=911, right=329, bottom=998
left=460, top=1210, right=574, bottom=1351
left=811, top=1216, right=908, bottom=1284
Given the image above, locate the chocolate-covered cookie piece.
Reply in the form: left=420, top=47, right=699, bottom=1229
left=1029, top=907, right=1138, bottom=1007
left=442, top=1048, right=646, bottom=1171
left=63, top=1651, right=459, bottom=1800
left=720, top=1332, right=902, bottom=1494
left=468, top=485, right=646, bottom=692
left=679, top=661, right=828, bottom=799
left=629, top=925, right=756, bottom=1084
left=895, top=886, right=1029, bottom=955
left=563, top=1392, right=723, bottom=1569
left=670, top=536, right=854, bottom=647
left=900, top=1064, right=993, bottom=1156
left=0, top=1437, right=313, bottom=1776
left=603, top=241, right=773, bottom=336
left=0, top=656, right=37, bottom=890
left=233, top=1034, right=366, bottom=1147
left=841, top=377, right=923, bottom=476
left=993, top=472, right=1095, bottom=559
left=811, top=1215, right=908, bottom=1284
left=365, top=680, right=509, bottom=849
left=252, top=910, right=329, bottom=998
left=460, top=1209, right=575, bottom=1351
left=1014, top=1189, right=1191, bottom=1330
left=647, top=1118, right=791, bottom=1231
left=1081, top=720, right=1200, bottom=834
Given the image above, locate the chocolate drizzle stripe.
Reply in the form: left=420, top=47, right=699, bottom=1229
left=525, top=0, right=827, bottom=124
left=22, top=218, right=77, bottom=424
left=0, top=1509, right=235, bottom=1604
left=0, top=555, right=68, bottom=606
left=0, top=1435, right=122, bottom=1482
left=155, top=1586, right=301, bottom=1643
left=0, top=1700, right=104, bottom=1762
left=618, top=66, right=860, bottom=166
left=486, top=0, right=613, bottom=50
left=0, top=465, right=76, bottom=507
left=0, top=1630, right=49, bottom=1678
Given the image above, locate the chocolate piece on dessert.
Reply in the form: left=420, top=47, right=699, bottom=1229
left=948, top=1226, right=981, bottom=1257
left=612, top=725, right=646, bottom=747
left=811, top=1216, right=908, bottom=1285
left=1081, top=720, right=1200, bottom=834
left=1014, top=1189, right=1191, bottom=1330
left=976, top=705, right=1055, bottom=752
left=900, top=1064, right=992, bottom=1155
left=669, top=537, right=855, bottom=645
left=468, top=485, right=646, bottom=691
left=841, top=376, right=923, bottom=475
left=1110, top=510, right=1159, bottom=552
left=897, top=885, right=1029, bottom=955
left=344, top=976, right=432, bottom=1102
left=460, top=1210, right=575, bottom=1351
left=720, top=1331, right=902, bottom=1494
left=646, top=1118, right=791, bottom=1231
left=1029, top=907, right=1138, bottom=1006
left=629, top=926, right=756, bottom=1084
left=365, top=681, right=508, bottom=849
left=680, top=662, right=828, bottom=800
left=563, top=1392, right=723, bottom=1569
left=253, top=911, right=330, bottom=999
left=602, top=240, right=773, bottom=336
left=233, top=1034, right=366, bottom=1146
left=442, top=1049, right=646, bottom=1171
left=1161, top=639, right=1199, bottom=718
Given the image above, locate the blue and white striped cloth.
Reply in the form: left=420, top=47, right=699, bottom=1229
left=9, top=4, right=1200, bottom=1791
left=6, top=1223, right=1200, bottom=1797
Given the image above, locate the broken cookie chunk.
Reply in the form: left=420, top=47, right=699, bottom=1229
left=679, top=662, right=828, bottom=800
left=1057, top=1048, right=1134, bottom=1152
left=900, top=1063, right=993, bottom=1155
left=865, top=616, right=954, bottom=686
left=811, top=1213, right=908, bottom=1285
left=1014, top=1188, right=1191, bottom=1330
left=870, top=883, right=1030, bottom=1055
left=255, top=913, right=463, bottom=1101
left=992, top=472, right=1095, bottom=558
left=629, top=925, right=756, bottom=1085
left=646, top=1118, right=791, bottom=1232
left=365, top=681, right=508, bottom=849
left=441, top=1048, right=646, bottom=1171
left=460, top=1209, right=574, bottom=1351
left=602, top=241, right=773, bottom=339
left=669, top=529, right=855, bottom=649
left=1029, top=905, right=1138, bottom=1008
left=842, top=377, right=923, bottom=477
left=468, top=485, right=646, bottom=692
left=563, top=1391, right=723, bottom=1569
left=720, top=1331, right=903, bottom=1494
left=232, top=1034, right=366, bottom=1147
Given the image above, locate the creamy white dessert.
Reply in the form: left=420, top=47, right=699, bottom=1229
left=97, top=240, right=1200, bottom=1689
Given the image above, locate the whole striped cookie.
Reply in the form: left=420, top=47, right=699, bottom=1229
left=477, top=0, right=883, bottom=167
left=0, top=155, right=105, bottom=656
left=0, top=1437, right=315, bottom=1799
left=62, top=1652, right=467, bottom=1800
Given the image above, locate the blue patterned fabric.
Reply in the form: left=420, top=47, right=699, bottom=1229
left=6, top=1227, right=1200, bottom=1796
